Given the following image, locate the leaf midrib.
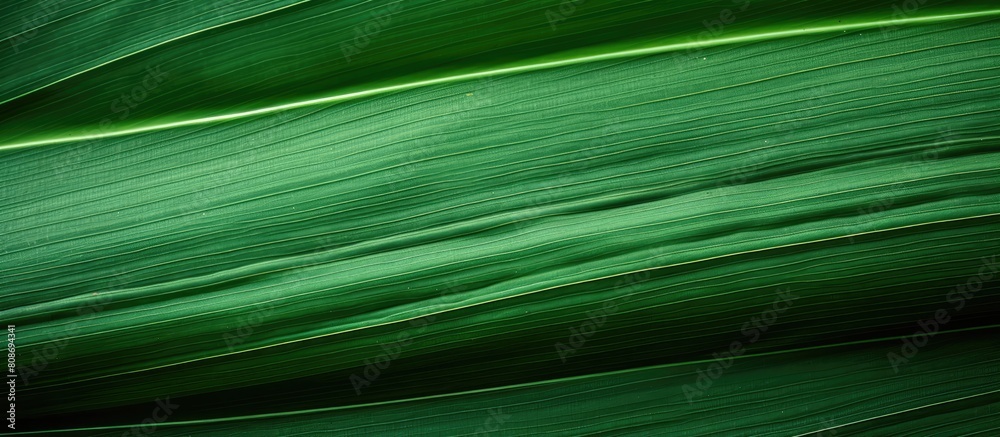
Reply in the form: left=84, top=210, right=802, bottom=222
left=3, top=9, right=998, bottom=152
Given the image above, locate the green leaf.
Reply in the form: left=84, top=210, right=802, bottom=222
left=2, top=0, right=999, bottom=434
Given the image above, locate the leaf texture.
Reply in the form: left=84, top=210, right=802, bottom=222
left=1, top=0, right=999, bottom=435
